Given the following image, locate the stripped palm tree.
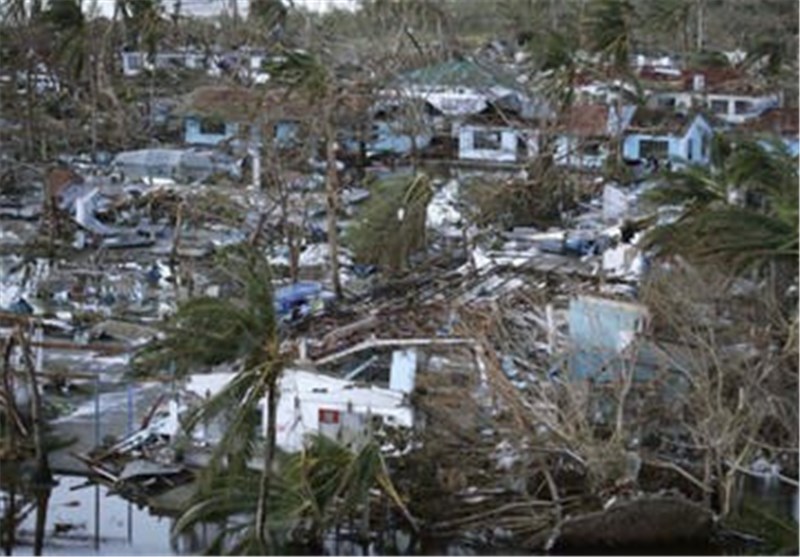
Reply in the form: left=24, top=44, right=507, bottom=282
left=133, top=243, right=283, bottom=551
left=265, top=49, right=348, bottom=299
left=583, top=0, right=637, bottom=74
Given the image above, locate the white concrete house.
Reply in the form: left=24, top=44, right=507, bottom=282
left=644, top=68, right=781, bottom=125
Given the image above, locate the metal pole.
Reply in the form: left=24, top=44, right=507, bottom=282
left=127, top=383, right=134, bottom=545
left=127, top=384, right=134, bottom=435
left=94, top=376, right=100, bottom=447
left=94, top=374, right=100, bottom=550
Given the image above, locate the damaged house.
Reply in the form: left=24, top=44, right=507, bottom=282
left=553, top=103, right=635, bottom=171
left=644, top=66, right=782, bottom=125
left=456, top=98, right=538, bottom=163
left=382, top=58, right=552, bottom=165
left=622, top=107, right=713, bottom=167
left=179, top=85, right=308, bottom=187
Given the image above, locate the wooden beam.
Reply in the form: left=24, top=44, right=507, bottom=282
left=313, top=337, right=476, bottom=366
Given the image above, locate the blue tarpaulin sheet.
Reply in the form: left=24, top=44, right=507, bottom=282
left=274, top=282, right=322, bottom=315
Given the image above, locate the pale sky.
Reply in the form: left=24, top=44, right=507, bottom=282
left=82, top=0, right=359, bottom=19
left=293, top=0, right=358, bottom=12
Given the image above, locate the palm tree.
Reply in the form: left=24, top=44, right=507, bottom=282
left=265, top=49, right=349, bottom=299
left=583, top=0, right=637, bottom=74
left=642, top=136, right=798, bottom=288
left=582, top=0, right=643, bottom=179
left=173, top=433, right=415, bottom=554
left=134, top=243, right=283, bottom=551
left=346, top=173, right=433, bottom=274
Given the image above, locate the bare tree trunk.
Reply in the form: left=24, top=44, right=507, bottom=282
left=32, top=488, right=50, bottom=556
left=324, top=115, right=342, bottom=300
left=256, top=371, right=278, bottom=552
left=90, top=53, right=98, bottom=159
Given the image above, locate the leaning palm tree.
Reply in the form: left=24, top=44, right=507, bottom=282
left=133, top=243, right=283, bottom=551
left=642, top=136, right=798, bottom=291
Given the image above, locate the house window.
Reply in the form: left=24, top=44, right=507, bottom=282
left=199, top=117, right=226, bottom=135
left=639, top=139, right=669, bottom=160
left=473, top=129, right=502, bottom=151
left=658, top=96, right=676, bottom=109
left=734, top=100, right=752, bottom=114
left=687, top=138, right=693, bottom=161
left=581, top=140, right=603, bottom=157
left=125, top=53, right=142, bottom=70
left=709, top=99, right=728, bottom=114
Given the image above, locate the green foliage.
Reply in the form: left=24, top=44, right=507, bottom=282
left=131, top=244, right=277, bottom=378
left=39, top=0, right=83, bottom=33
left=685, top=49, right=732, bottom=69
left=172, top=435, right=413, bottom=555
left=345, top=173, right=433, bottom=273
left=248, top=0, right=286, bottom=30
left=264, top=49, right=330, bottom=98
left=583, top=0, right=637, bottom=70
left=642, top=136, right=799, bottom=276
left=724, top=496, right=799, bottom=555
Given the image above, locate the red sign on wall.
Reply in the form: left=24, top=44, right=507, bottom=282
left=319, top=408, right=341, bottom=424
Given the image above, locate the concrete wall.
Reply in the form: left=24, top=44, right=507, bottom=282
left=704, top=93, right=781, bottom=125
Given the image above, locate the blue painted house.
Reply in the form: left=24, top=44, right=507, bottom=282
left=622, top=108, right=713, bottom=167
left=182, top=86, right=261, bottom=148
left=182, top=86, right=307, bottom=151
left=564, top=296, right=691, bottom=387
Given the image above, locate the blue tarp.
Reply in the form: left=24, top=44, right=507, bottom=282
left=274, top=281, right=323, bottom=316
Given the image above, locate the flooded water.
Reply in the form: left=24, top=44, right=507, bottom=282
left=2, top=472, right=797, bottom=556
left=4, top=475, right=188, bottom=556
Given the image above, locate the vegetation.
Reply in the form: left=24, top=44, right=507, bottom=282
left=643, top=136, right=798, bottom=286
left=134, top=244, right=283, bottom=551
left=0, top=0, right=797, bottom=554
left=173, top=434, right=414, bottom=554
left=346, top=173, right=433, bottom=273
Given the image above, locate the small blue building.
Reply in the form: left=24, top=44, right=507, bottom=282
left=622, top=108, right=713, bottom=167
left=564, top=296, right=691, bottom=388
left=181, top=86, right=261, bottom=148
